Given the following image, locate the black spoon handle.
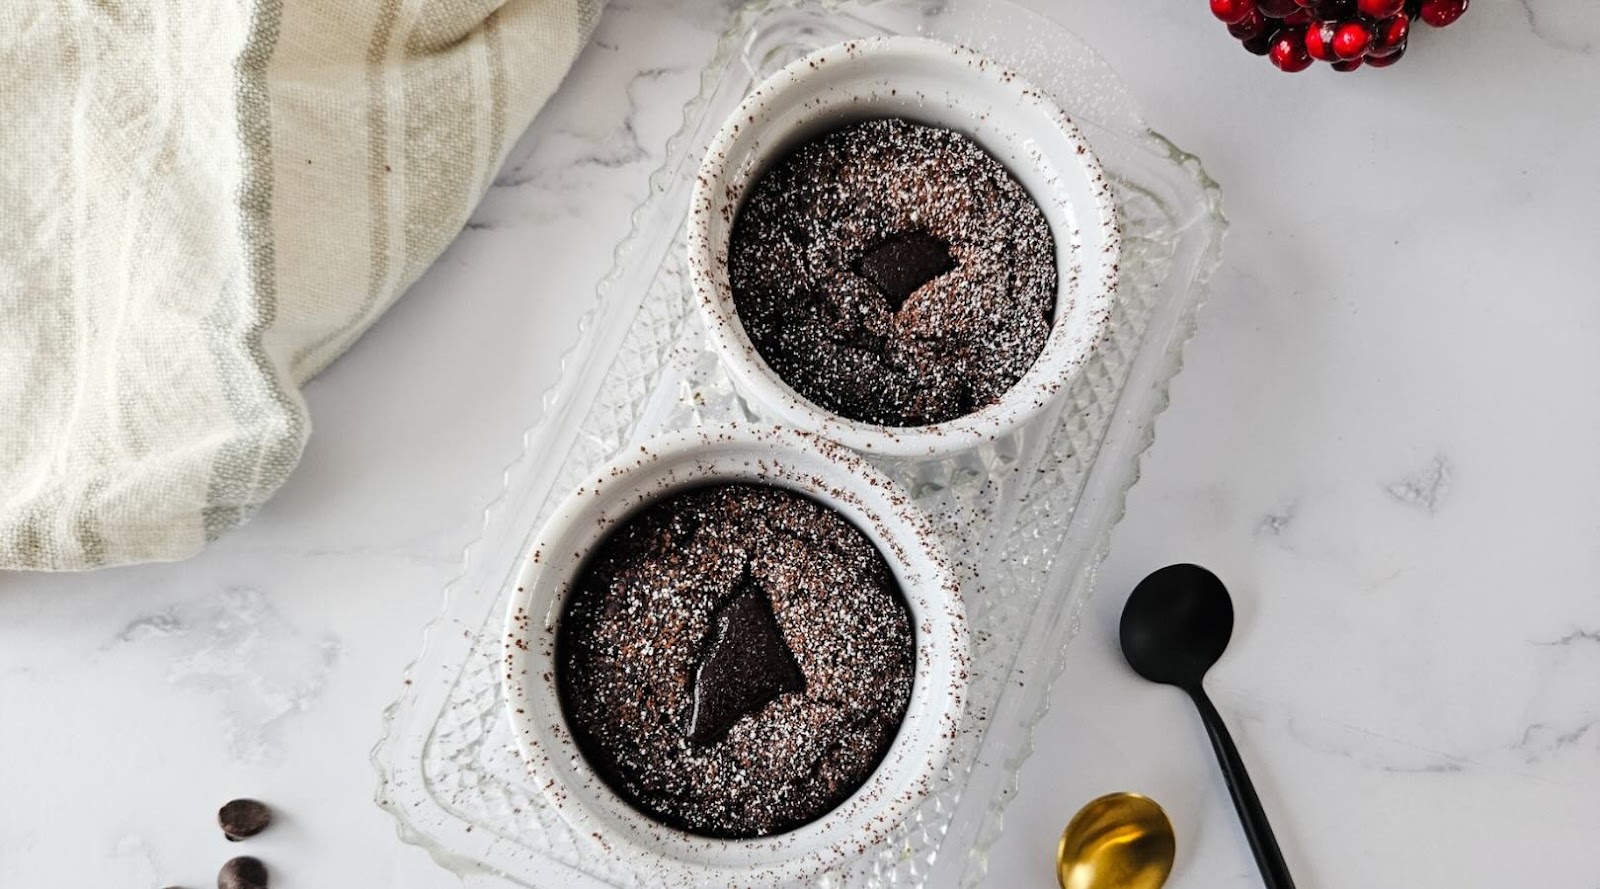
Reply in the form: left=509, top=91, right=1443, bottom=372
left=1187, top=686, right=1297, bottom=889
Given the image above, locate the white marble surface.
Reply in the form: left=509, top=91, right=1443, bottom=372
left=3, top=1, right=1599, bottom=887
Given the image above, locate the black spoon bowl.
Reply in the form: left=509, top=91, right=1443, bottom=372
left=1119, top=564, right=1297, bottom=889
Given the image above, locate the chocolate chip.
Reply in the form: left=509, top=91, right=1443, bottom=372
left=218, top=798, right=271, bottom=841
left=217, top=856, right=268, bottom=889
left=684, top=577, right=806, bottom=745
left=854, top=230, right=955, bottom=311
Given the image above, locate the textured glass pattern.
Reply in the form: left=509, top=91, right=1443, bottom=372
left=373, top=2, right=1226, bottom=887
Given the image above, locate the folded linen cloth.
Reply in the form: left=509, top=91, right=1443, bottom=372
left=0, top=0, right=602, bottom=570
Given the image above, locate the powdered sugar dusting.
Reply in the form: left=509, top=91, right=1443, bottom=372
left=557, top=482, right=916, bottom=839
left=729, top=118, right=1057, bottom=427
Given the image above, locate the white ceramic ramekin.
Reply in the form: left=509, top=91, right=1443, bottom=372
left=501, top=424, right=969, bottom=885
left=687, top=36, right=1121, bottom=459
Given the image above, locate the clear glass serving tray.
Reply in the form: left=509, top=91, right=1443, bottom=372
left=372, top=2, right=1226, bottom=886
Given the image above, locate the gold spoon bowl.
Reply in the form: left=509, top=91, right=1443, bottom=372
left=1057, top=792, right=1176, bottom=889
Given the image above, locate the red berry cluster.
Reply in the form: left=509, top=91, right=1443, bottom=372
left=1210, top=0, right=1468, bottom=72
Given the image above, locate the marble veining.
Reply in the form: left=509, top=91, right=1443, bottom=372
left=112, top=587, right=343, bottom=763
left=0, top=1, right=1596, bottom=887
left=1539, top=628, right=1600, bottom=648
left=490, top=66, right=683, bottom=192
left=1517, top=0, right=1597, bottom=54
left=1254, top=501, right=1297, bottom=537
left=1384, top=453, right=1452, bottom=514
left=111, top=835, right=165, bottom=887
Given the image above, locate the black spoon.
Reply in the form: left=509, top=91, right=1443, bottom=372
left=1119, top=564, right=1297, bottom=889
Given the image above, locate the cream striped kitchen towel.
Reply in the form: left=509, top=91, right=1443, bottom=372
left=0, top=0, right=602, bottom=570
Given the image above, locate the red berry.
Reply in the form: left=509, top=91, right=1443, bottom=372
left=1258, top=0, right=1301, bottom=16
left=1229, top=7, right=1269, bottom=38
left=1332, top=21, right=1373, bottom=58
left=1269, top=28, right=1314, bottom=71
left=1357, top=0, right=1405, bottom=17
left=1373, top=13, right=1411, bottom=50
left=1418, top=0, right=1467, bottom=27
left=1212, top=0, right=1257, bottom=25
left=1331, top=57, right=1364, bottom=71
left=1366, top=41, right=1407, bottom=65
left=1242, top=28, right=1279, bottom=54
left=1305, top=21, right=1338, bottom=59
left=1283, top=9, right=1314, bottom=24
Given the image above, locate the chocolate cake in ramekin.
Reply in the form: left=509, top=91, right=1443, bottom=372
left=688, top=37, right=1121, bottom=458
left=502, top=424, right=967, bottom=884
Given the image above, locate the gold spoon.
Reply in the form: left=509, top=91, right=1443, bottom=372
left=1057, top=792, right=1176, bottom=889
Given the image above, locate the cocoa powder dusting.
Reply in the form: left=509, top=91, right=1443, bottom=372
left=556, top=483, right=915, bottom=838
left=729, top=118, right=1057, bottom=427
